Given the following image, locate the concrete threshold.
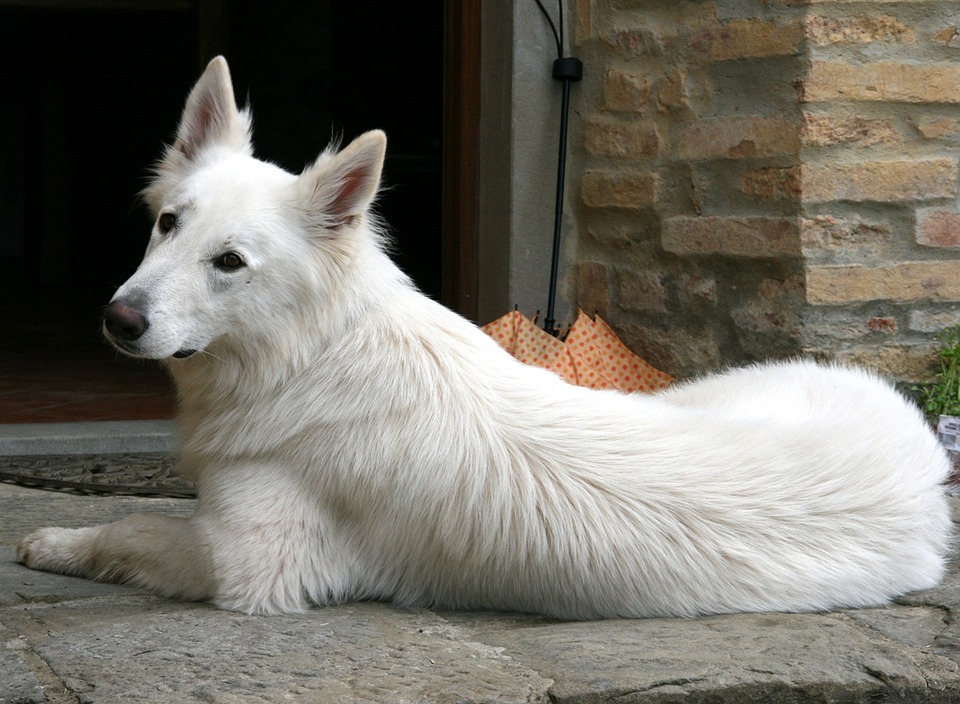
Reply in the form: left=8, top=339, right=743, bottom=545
left=0, top=420, right=176, bottom=456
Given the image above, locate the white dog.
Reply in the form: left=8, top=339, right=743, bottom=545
left=17, top=57, right=952, bottom=619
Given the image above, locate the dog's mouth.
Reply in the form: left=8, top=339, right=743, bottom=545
left=102, top=305, right=202, bottom=360
left=103, top=329, right=199, bottom=361
left=103, top=332, right=142, bottom=358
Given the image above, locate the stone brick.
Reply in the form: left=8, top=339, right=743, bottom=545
left=679, top=273, right=718, bottom=307
left=803, top=61, right=960, bottom=103
left=585, top=117, right=659, bottom=159
left=577, top=261, right=610, bottom=316
left=601, top=26, right=664, bottom=58
left=806, top=261, right=960, bottom=304
left=801, top=0, right=946, bottom=3
left=673, top=116, right=800, bottom=160
left=916, top=117, right=960, bottom=140
left=616, top=270, right=666, bottom=312
left=801, top=158, right=958, bottom=203
left=657, top=71, right=689, bottom=114
left=573, top=0, right=592, bottom=46
left=617, top=322, right=722, bottom=377
left=801, top=113, right=899, bottom=148
left=689, top=19, right=803, bottom=60
left=800, top=216, right=891, bottom=249
left=586, top=221, right=645, bottom=248
left=802, top=313, right=872, bottom=341
left=731, top=275, right=805, bottom=338
left=741, top=167, right=801, bottom=201
left=932, top=24, right=960, bottom=48
left=582, top=172, right=658, bottom=209
left=829, top=345, right=937, bottom=383
left=760, top=274, right=805, bottom=300
left=585, top=209, right=661, bottom=248
left=662, top=216, right=801, bottom=258
left=605, top=70, right=651, bottom=113
left=909, top=309, right=960, bottom=333
left=917, top=209, right=960, bottom=247
left=805, top=15, right=913, bottom=45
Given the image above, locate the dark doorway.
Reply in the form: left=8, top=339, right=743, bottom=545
left=0, top=1, right=447, bottom=423
left=224, top=1, right=444, bottom=298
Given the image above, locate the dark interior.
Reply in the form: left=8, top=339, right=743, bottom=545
left=0, top=1, right=443, bottom=423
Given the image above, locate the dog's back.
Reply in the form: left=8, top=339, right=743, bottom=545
left=238, top=289, right=951, bottom=618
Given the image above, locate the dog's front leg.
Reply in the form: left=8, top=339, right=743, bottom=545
left=17, top=513, right=214, bottom=602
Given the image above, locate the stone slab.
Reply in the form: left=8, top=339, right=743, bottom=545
left=1, top=597, right=552, bottom=704
left=3, top=483, right=960, bottom=702
left=0, top=482, right=194, bottom=548
left=0, top=421, right=176, bottom=456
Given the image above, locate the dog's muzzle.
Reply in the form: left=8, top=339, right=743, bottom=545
left=103, top=299, right=198, bottom=360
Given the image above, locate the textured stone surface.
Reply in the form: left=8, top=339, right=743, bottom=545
left=672, top=116, right=800, bottom=160
left=917, top=209, right=960, bottom=248
left=804, top=62, right=960, bottom=104
left=469, top=612, right=960, bottom=703
left=575, top=0, right=960, bottom=385
left=801, top=159, right=958, bottom=203
left=827, top=345, right=939, bottom=382
left=1, top=621, right=45, bottom=704
left=805, top=14, right=914, bottom=45
left=801, top=114, right=900, bottom=148
left=576, top=262, right=611, bottom=316
left=3, top=483, right=960, bottom=702
left=581, top=172, right=658, bottom=209
left=0, top=482, right=193, bottom=548
left=616, top=270, right=666, bottom=313
left=740, top=166, right=801, bottom=201
left=800, top=216, right=891, bottom=251
left=585, top=117, right=659, bottom=160
left=689, top=18, right=803, bottom=60
left=661, top=216, right=801, bottom=258
left=2, top=596, right=552, bottom=704
left=806, top=261, right=960, bottom=304
left=603, top=69, right=651, bottom=113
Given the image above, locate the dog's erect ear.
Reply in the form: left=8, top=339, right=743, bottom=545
left=173, top=56, right=251, bottom=161
left=143, top=56, right=253, bottom=214
left=298, top=130, right=387, bottom=234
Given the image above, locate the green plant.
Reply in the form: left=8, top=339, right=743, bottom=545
left=916, top=325, right=960, bottom=419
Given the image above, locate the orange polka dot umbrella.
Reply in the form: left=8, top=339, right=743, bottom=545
left=481, top=310, right=673, bottom=393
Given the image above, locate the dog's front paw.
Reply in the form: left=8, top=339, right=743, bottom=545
left=17, top=527, right=96, bottom=577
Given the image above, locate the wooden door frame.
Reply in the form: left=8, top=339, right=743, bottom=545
left=442, top=0, right=481, bottom=321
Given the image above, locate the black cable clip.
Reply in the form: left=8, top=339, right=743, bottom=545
left=552, top=57, right=583, bottom=82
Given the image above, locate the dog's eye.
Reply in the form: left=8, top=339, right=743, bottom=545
left=157, top=213, right=177, bottom=234
left=215, top=252, right=245, bottom=271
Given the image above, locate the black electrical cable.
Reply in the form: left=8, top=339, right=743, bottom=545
left=535, top=0, right=582, bottom=336
left=534, top=0, right=562, bottom=59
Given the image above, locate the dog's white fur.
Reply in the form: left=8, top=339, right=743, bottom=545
left=17, top=57, right=952, bottom=619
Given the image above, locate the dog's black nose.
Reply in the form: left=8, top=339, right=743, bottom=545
left=103, top=300, right=149, bottom=341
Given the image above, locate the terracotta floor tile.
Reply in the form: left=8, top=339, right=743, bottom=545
left=0, top=297, right=176, bottom=424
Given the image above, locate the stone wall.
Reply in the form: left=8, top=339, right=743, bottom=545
left=570, top=0, right=960, bottom=384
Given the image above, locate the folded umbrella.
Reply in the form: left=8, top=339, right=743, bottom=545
left=482, top=310, right=673, bottom=393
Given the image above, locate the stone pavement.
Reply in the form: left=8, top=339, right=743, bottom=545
left=3, top=481, right=960, bottom=703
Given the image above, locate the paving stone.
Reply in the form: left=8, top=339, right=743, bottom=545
left=2, top=598, right=552, bottom=704
left=0, top=621, right=46, bottom=704
left=3, top=484, right=960, bottom=702
left=0, top=483, right=194, bottom=548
